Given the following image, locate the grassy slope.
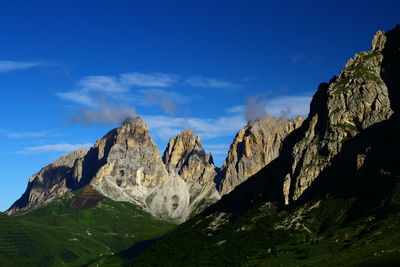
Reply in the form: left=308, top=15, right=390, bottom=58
left=110, top=196, right=400, bottom=267
left=0, top=187, right=175, bottom=267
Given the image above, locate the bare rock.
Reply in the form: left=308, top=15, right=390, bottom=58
left=163, top=129, right=217, bottom=184
left=218, top=115, right=304, bottom=195
left=7, top=148, right=88, bottom=214
left=161, top=129, right=221, bottom=221
left=145, top=171, right=190, bottom=223
left=90, top=116, right=168, bottom=204
left=283, top=30, right=395, bottom=204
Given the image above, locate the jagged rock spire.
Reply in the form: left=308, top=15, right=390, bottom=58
left=163, top=128, right=216, bottom=184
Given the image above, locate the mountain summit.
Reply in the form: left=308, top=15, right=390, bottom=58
left=218, top=115, right=304, bottom=195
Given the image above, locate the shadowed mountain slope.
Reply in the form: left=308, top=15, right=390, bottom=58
left=109, top=25, right=400, bottom=266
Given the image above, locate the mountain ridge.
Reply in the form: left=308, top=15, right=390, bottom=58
left=8, top=113, right=302, bottom=223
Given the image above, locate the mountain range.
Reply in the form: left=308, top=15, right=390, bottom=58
left=1, top=25, right=400, bottom=266
left=7, top=112, right=303, bottom=224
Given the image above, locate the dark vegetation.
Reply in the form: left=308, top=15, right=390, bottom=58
left=112, top=114, right=400, bottom=266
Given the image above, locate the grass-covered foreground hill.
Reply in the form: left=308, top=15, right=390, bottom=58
left=0, top=186, right=175, bottom=266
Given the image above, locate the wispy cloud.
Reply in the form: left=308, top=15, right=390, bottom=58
left=0, top=60, right=42, bottom=73
left=6, top=131, right=52, bottom=139
left=57, top=91, right=96, bottom=107
left=144, top=114, right=246, bottom=140
left=15, top=143, right=92, bottom=155
left=226, top=94, right=312, bottom=119
left=57, top=72, right=196, bottom=123
left=121, top=72, right=178, bottom=87
left=141, top=89, right=193, bottom=116
left=226, top=105, right=245, bottom=114
left=69, top=104, right=136, bottom=125
left=266, top=95, right=311, bottom=117
left=57, top=74, right=136, bottom=124
left=185, top=76, right=238, bottom=88
left=79, top=75, right=128, bottom=93
left=291, top=53, right=307, bottom=63
left=57, top=71, right=246, bottom=125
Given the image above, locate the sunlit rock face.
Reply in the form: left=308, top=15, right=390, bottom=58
left=90, top=117, right=168, bottom=205
left=163, top=129, right=217, bottom=185
left=8, top=116, right=221, bottom=223
left=218, top=115, right=304, bottom=195
left=91, top=122, right=221, bottom=223
left=161, top=129, right=220, bottom=222
left=7, top=148, right=88, bottom=214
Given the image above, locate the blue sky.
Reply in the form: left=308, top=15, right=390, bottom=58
left=0, top=0, right=399, bottom=211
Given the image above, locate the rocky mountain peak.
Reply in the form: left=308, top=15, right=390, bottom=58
left=7, top=148, right=88, bottom=214
left=90, top=116, right=168, bottom=203
left=372, top=30, right=386, bottom=51
left=278, top=28, right=400, bottom=204
left=218, top=115, right=304, bottom=195
left=122, top=115, right=145, bottom=126
left=163, top=129, right=216, bottom=184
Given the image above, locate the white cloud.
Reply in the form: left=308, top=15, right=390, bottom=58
left=0, top=60, right=42, bottom=73
left=57, top=72, right=194, bottom=122
left=6, top=131, right=52, bottom=138
left=79, top=75, right=128, bottom=93
left=57, top=91, right=96, bottom=107
left=143, top=114, right=246, bottom=140
left=226, top=105, right=244, bottom=114
left=266, top=95, right=311, bottom=117
left=121, top=72, right=177, bottom=87
left=226, top=94, right=312, bottom=120
left=15, top=143, right=92, bottom=155
left=185, top=76, right=238, bottom=88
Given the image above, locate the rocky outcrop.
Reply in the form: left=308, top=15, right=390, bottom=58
left=282, top=29, right=395, bottom=204
left=145, top=172, right=190, bottom=222
left=163, top=129, right=217, bottom=184
left=90, top=117, right=168, bottom=205
left=218, top=115, right=304, bottom=195
left=7, top=148, right=87, bottom=214
left=8, top=117, right=221, bottom=222
left=90, top=123, right=221, bottom=222
left=159, top=129, right=220, bottom=222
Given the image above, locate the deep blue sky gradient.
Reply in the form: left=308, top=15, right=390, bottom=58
left=1, top=0, right=399, bottom=211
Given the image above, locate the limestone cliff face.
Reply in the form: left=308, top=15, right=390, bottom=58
left=153, top=129, right=220, bottom=222
left=7, top=148, right=87, bottom=214
left=90, top=117, right=168, bottom=205
left=8, top=117, right=220, bottom=223
left=282, top=30, right=395, bottom=204
left=163, top=129, right=217, bottom=184
left=218, top=115, right=304, bottom=195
